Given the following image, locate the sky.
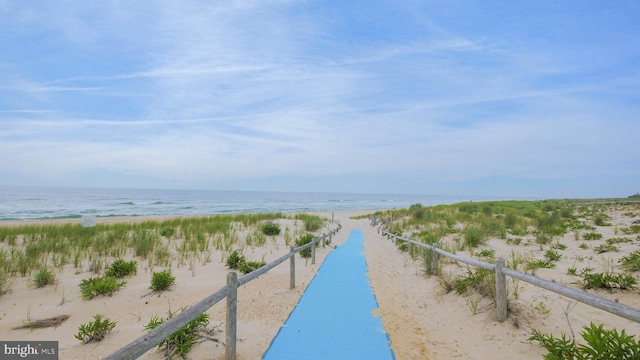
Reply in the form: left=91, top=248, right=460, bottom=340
left=1, top=1, right=639, bottom=198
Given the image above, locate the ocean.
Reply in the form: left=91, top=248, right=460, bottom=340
left=0, top=186, right=516, bottom=220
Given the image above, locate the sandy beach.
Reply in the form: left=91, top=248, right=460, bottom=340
left=1, top=208, right=640, bottom=359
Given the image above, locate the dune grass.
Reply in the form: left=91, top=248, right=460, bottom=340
left=0, top=213, right=327, bottom=299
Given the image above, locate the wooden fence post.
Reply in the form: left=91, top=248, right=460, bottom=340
left=495, top=258, right=508, bottom=322
left=226, top=272, right=238, bottom=360
left=290, top=246, right=295, bottom=289
left=430, top=244, right=439, bottom=276
left=311, top=239, right=316, bottom=265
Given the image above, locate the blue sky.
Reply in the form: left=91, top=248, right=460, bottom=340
left=1, top=1, right=638, bottom=198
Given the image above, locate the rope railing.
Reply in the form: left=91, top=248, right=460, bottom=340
left=104, top=224, right=342, bottom=360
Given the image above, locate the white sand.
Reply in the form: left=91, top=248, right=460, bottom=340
left=1, top=208, right=639, bottom=359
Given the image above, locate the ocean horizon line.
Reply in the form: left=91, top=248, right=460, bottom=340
left=0, top=185, right=536, bottom=221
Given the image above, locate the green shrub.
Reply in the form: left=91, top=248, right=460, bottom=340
left=530, top=323, right=640, bottom=359
left=105, top=259, right=137, bottom=278
left=607, top=237, right=633, bottom=244
left=544, top=249, right=562, bottom=262
left=593, top=214, right=611, bottom=226
left=453, top=268, right=495, bottom=298
left=75, top=314, right=116, bottom=344
left=527, top=259, right=556, bottom=271
left=535, top=232, right=553, bottom=245
left=593, top=244, right=619, bottom=254
left=583, top=232, right=603, bottom=240
left=79, top=277, right=126, bottom=300
left=160, top=228, right=176, bottom=237
left=621, top=225, right=640, bottom=235
left=463, top=225, right=486, bottom=248
left=31, top=267, right=56, bottom=288
left=145, top=308, right=210, bottom=359
left=295, top=214, right=324, bottom=232
left=239, top=260, right=266, bottom=274
left=474, top=249, right=495, bottom=259
left=304, top=217, right=323, bottom=232
left=261, top=222, right=281, bottom=236
left=150, top=269, right=175, bottom=292
left=504, top=213, right=519, bottom=229
left=620, top=250, right=640, bottom=272
left=226, top=250, right=245, bottom=269
left=581, top=272, right=637, bottom=290
left=295, top=233, right=316, bottom=258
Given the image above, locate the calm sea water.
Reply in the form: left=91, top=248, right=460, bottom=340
left=0, top=186, right=515, bottom=220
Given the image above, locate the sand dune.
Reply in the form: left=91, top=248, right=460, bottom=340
left=1, top=208, right=639, bottom=359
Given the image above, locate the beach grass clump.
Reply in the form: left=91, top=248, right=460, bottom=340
left=0, top=268, right=13, bottom=296
left=75, top=314, right=117, bottom=344
left=160, top=227, right=176, bottom=238
left=225, top=250, right=245, bottom=269
left=463, top=225, right=487, bottom=248
left=30, top=267, right=56, bottom=288
left=474, top=248, right=496, bottom=259
left=536, top=212, right=567, bottom=236
left=105, top=259, right=137, bottom=278
left=225, top=250, right=266, bottom=274
left=421, top=247, right=436, bottom=275
left=239, top=260, right=266, bottom=274
left=529, top=323, right=640, bottom=359
left=144, top=308, right=210, bottom=359
left=593, top=213, right=611, bottom=226
left=526, top=259, right=556, bottom=274
left=79, top=277, right=126, bottom=300
left=453, top=268, right=495, bottom=298
left=593, top=244, right=619, bottom=254
left=580, top=271, right=637, bottom=290
left=607, top=237, right=633, bottom=244
left=133, top=229, right=160, bottom=258
left=544, top=249, right=562, bottom=262
left=620, top=250, right=640, bottom=271
left=295, top=214, right=325, bottom=232
left=621, top=225, right=640, bottom=235
left=583, top=232, right=603, bottom=240
left=295, top=233, right=316, bottom=258
left=150, top=269, right=175, bottom=292
left=261, top=222, right=281, bottom=236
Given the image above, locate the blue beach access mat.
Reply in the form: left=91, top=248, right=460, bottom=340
left=262, top=229, right=396, bottom=360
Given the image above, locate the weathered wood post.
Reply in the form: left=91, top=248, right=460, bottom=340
left=226, top=272, right=238, bottom=360
left=290, top=246, right=295, bottom=289
left=430, top=244, right=439, bottom=276
left=311, top=238, right=316, bottom=265
left=495, top=258, right=508, bottom=322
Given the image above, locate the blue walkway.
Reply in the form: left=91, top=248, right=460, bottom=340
left=262, top=229, right=395, bottom=360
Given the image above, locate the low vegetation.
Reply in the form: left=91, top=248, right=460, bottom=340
left=144, top=308, right=213, bottom=359
left=30, top=267, right=56, bottom=288
left=225, top=250, right=267, bottom=274
left=150, top=269, right=176, bottom=292
left=79, top=277, right=126, bottom=300
left=373, top=198, right=640, bottom=358
left=75, top=314, right=117, bottom=344
left=295, top=233, right=316, bottom=258
left=530, top=323, right=640, bottom=359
